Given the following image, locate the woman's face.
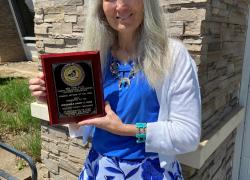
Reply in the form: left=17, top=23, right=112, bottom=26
left=103, top=0, right=144, bottom=34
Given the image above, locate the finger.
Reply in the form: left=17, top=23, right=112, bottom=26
left=29, top=78, right=37, bottom=85
left=37, top=72, right=45, bottom=80
left=32, top=91, right=47, bottom=97
left=105, top=102, right=112, bottom=114
left=77, top=120, right=94, bottom=126
left=77, top=119, right=98, bottom=126
left=29, top=85, right=46, bottom=92
left=29, top=78, right=45, bottom=86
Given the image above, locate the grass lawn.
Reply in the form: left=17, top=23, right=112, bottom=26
left=0, top=78, right=41, bottom=162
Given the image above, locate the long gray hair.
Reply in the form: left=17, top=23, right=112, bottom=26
left=81, top=0, right=171, bottom=87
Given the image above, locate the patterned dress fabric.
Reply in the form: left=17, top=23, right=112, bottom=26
left=79, top=148, right=184, bottom=180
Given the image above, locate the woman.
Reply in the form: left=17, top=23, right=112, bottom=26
left=29, top=0, right=201, bottom=179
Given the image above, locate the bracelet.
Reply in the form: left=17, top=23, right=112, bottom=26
left=136, top=123, right=147, bottom=143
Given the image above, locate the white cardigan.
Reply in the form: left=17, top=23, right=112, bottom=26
left=68, top=39, right=201, bottom=168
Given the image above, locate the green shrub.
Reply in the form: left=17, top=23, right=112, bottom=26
left=0, top=78, right=41, bottom=162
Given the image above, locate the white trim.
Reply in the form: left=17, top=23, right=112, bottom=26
left=30, top=102, right=245, bottom=169
left=30, top=102, right=49, bottom=121
left=7, top=0, right=30, bottom=60
left=23, top=36, right=36, bottom=41
left=30, top=102, right=67, bottom=127
left=232, top=6, right=250, bottom=180
left=239, top=85, right=250, bottom=179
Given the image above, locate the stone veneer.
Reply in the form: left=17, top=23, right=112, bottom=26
left=0, top=0, right=26, bottom=63
left=34, top=0, right=250, bottom=179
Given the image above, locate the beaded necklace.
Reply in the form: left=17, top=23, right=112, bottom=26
left=109, top=55, right=137, bottom=90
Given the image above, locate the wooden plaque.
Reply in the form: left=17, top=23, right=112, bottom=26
left=41, top=51, right=105, bottom=125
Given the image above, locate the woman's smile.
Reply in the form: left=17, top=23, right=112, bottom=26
left=103, top=0, right=144, bottom=33
left=116, top=13, right=133, bottom=21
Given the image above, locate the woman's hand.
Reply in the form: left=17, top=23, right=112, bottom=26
left=77, top=103, right=137, bottom=136
left=29, top=72, right=47, bottom=103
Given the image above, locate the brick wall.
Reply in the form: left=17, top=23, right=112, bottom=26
left=0, top=0, right=26, bottom=63
left=34, top=0, right=250, bottom=179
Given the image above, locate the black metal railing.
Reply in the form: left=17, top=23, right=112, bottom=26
left=0, top=142, right=37, bottom=180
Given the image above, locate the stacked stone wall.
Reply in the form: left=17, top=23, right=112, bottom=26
left=182, top=129, right=237, bottom=180
left=200, top=0, right=248, bottom=140
left=40, top=121, right=89, bottom=179
left=165, top=0, right=249, bottom=179
left=34, top=0, right=85, bottom=55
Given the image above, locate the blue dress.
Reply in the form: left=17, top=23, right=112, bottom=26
left=79, top=52, right=184, bottom=180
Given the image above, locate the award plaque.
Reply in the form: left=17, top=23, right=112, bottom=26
left=41, top=51, right=105, bottom=125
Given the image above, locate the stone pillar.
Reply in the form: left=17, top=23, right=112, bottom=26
left=41, top=121, right=89, bottom=179
left=34, top=0, right=87, bottom=178
left=34, top=0, right=85, bottom=55
left=164, top=0, right=249, bottom=179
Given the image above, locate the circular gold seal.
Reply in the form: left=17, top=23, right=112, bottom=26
left=61, top=63, right=85, bottom=86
